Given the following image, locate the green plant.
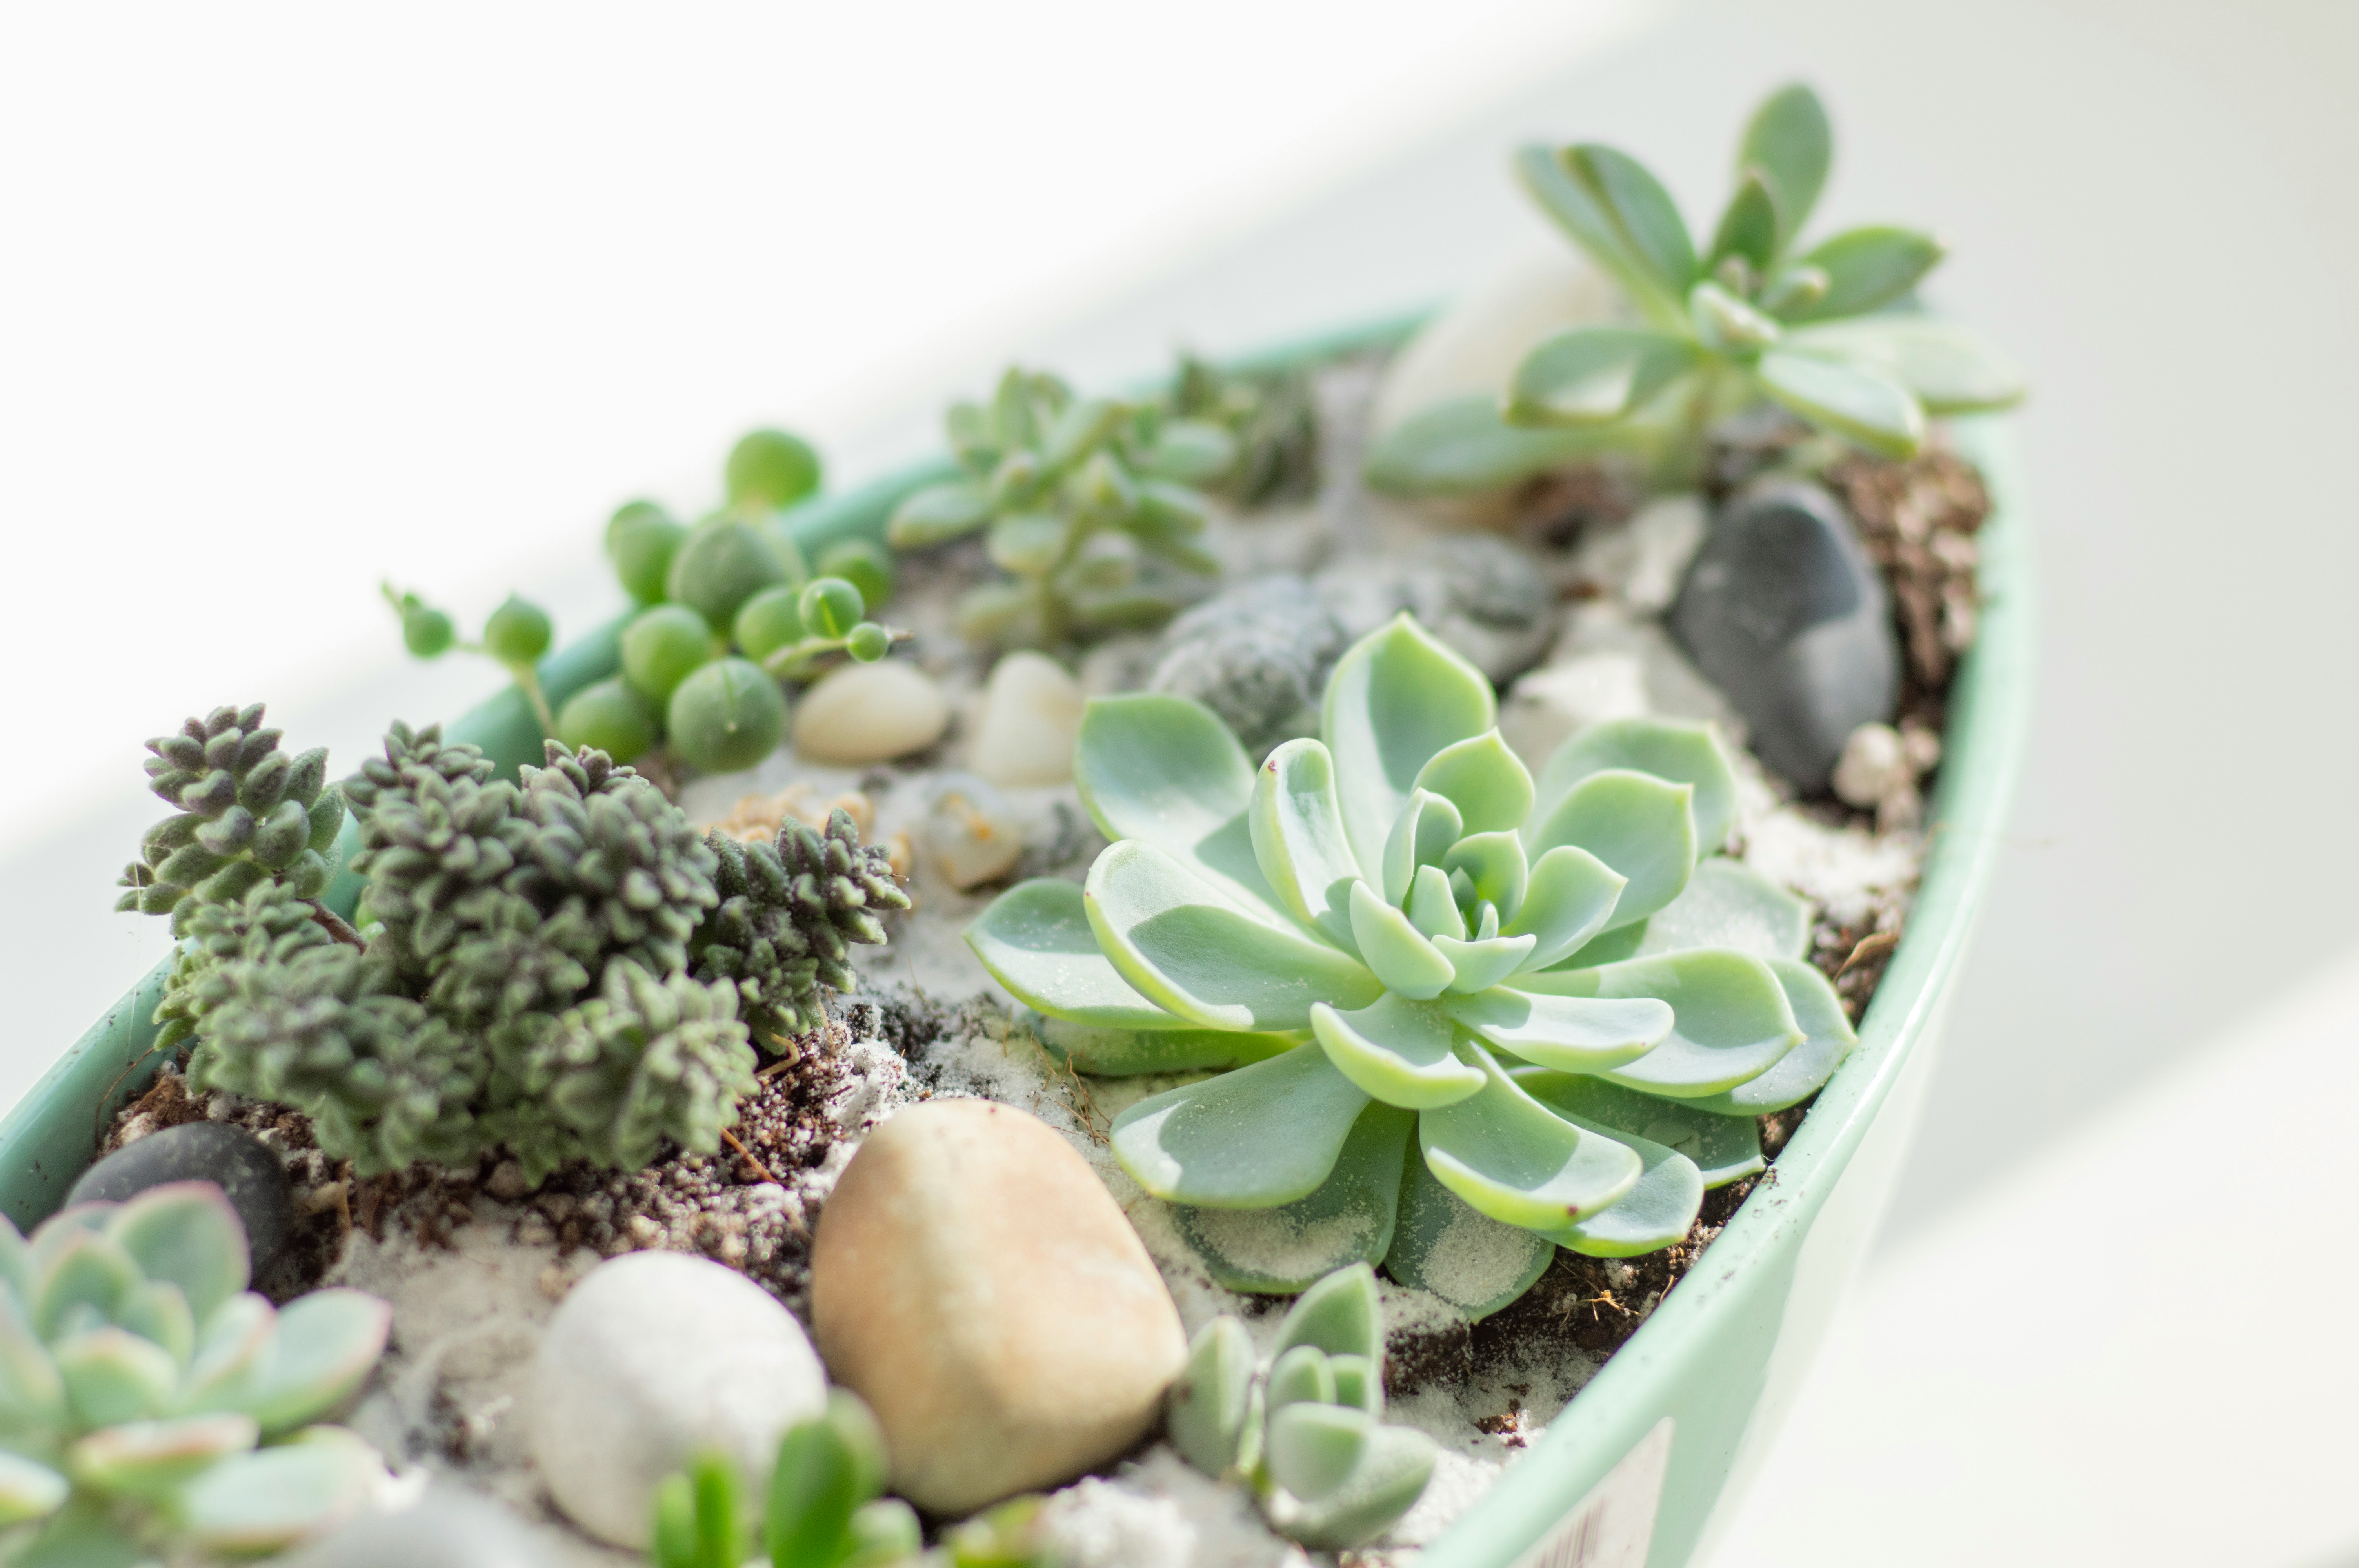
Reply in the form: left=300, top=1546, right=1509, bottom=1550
left=0, top=1183, right=392, bottom=1564
left=1167, top=1265, right=1433, bottom=1550
left=884, top=367, right=1230, bottom=651
left=1165, top=352, right=1319, bottom=506
left=116, top=707, right=907, bottom=1181
left=1369, top=83, right=2024, bottom=494
left=967, top=617, right=1854, bottom=1316
left=382, top=586, right=561, bottom=736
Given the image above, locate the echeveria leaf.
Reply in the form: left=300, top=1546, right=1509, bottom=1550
left=1176, top=1103, right=1414, bottom=1293
left=55, top=1328, right=177, bottom=1428
left=106, top=1187, right=249, bottom=1327
left=1442, top=986, right=1667, bottom=1073
left=1311, top=995, right=1483, bottom=1109
left=1708, top=170, right=1780, bottom=273
left=1381, top=1155, right=1554, bottom=1323
left=1534, top=1114, right=1704, bottom=1258
left=1506, top=328, right=1701, bottom=427
left=179, top=1294, right=274, bottom=1414
left=967, top=879, right=1189, bottom=1031
left=0, top=1309, right=67, bottom=1428
left=1323, top=617, right=1495, bottom=880
left=1251, top=739, right=1368, bottom=950
left=235, top=1289, right=391, bottom=1435
left=113, top=1281, right=194, bottom=1368
left=1629, top=858, right=1809, bottom=962
left=1687, top=957, right=1858, bottom=1114
left=984, top=512, right=1064, bottom=577
left=65, top=1414, right=258, bottom=1501
left=1407, top=864, right=1467, bottom=942
left=1442, top=831, right=1528, bottom=923
left=1275, top=1261, right=1384, bottom=1363
left=1525, top=951, right=1800, bottom=1098
left=884, top=480, right=993, bottom=549
left=1416, top=1044, right=1642, bottom=1228
left=1739, top=84, right=1833, bottom=250
left=1363, top=394, right=1639, bottom=498
left=1503, top=846, right=1626, bottom=973
left=1785, top=226, right=1945, bottom=322
left=167, top=1425, right=379, bottom=1555
left=34, top=1234, right=140, bottom=1341
left=1074, top=693, right=1283, bottom=919
left=1567, top=145, right=1699, bottom=301
left=1110, top=1045, right=1370, bottom=1207
left=1381, top=791, right=1463, bottom=907
left=1782, top=317, right=2028, bottom=413
left=1513, top=1071, right=1763, bottom=1187
left=1168, top=1318, right=1255, bottom=1477
left=1022, top=1010, right=1297, bottom=1077
left=1346, top=881, right=1456, bottom=1002
left=1267, top=1403, right=1374, bottom=1504
left=1433, top=934, right=1536, bottom=996
left=1270, top=1424, right=1438, bottom=1552
left=1088, top=842, right=1381, bottom=1032
left=1536, top=718, right=1738, bottom=856
left=1754, top=350, right=1923, bottom=459
left=0, top=1451, right=67, bottom=1527
left=1526, top=769, right=1697, bottom=932
left=1413, top=732, right=1533, bottom=837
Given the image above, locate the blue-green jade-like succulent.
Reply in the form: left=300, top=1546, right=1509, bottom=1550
left=0, top=1184, right=391, bottom=1564
left=967, top=616, right=1857, bottom=1318
left=1168, top=1265, right=1434, bottom=1550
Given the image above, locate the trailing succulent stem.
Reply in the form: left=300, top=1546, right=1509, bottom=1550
left=122, top=706, right=905, bottom=1183
left=968, top=616, right=1856, bottom=1318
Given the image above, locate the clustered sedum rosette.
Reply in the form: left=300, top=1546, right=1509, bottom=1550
left=968, top=615, right=1856, bottom=1317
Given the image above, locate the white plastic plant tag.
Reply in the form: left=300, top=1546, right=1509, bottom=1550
left=1509, top=1417, right=1674, bottom=1568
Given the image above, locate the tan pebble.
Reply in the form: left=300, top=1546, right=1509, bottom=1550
left=811, top=1099, right=1187, bottom=1515
left=486, top=1159, right=529, bottom=1201
left=793, top=661, right=951, bottom=765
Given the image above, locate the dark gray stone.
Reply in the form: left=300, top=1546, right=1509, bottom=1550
left=1147, top=575, right=1349, bottom=760
left=282, top=1485, right=554, bottom=1568
left=1314, top=532, right=1557, bottom=682
left=1668, top=480, right=1900, bottom=794
left=68, top=1121, right=294, bottom=1272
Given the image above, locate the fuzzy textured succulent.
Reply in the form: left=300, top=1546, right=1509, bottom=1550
left=885, top=367, right=1233, bottom=651
left=0, top=1183, right=392, bottom=1564
left=968, top=616, right=1855, bottom=1316
left=647, top=1392, right=1050, bottom=1568
left=122, top=707, right=905, bottom=1182
left=1370, top=83, right=2023, bottom=494
left=1169, top=1265, right=1433, bottom=1550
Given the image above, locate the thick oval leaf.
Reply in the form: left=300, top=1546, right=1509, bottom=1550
left=1687, top=280, right=1783, bottom=355
left=1276, top=1260, right=1384, bottom=1364
left=967, top=879, right=1187, bottom=1030
left=1167, top=1318, right=1255, bottom=1477
left=1568, top=145, right=1699, bottom=299
left=0, top=1451, right=67, bottom=1527
left=238, top=1289, right=391, bottom=1435
left=65, top=1414, right=258, bottom=1501
left=1783, top=317, right=2028, bottom=413
left=1688, top=957, right=1859, bottom=1114
left=985, top=512, right=1064, bottom=577
left=1363, top=394, right=1642, bottom=498
left=1534, top=1114, right=1704, bottom=1257
left=1407, top=864, right=1466, bottom=941
left=1433, top=934, right=1536, bottom=996
left=1023, top=1010, right=1297, bottom=1077
left=0, top=1309, right=67, bottom=1428
left=1271, top=1424, right=1438, bottom=1552
left=1525, top=769, right=1697, bottom=932
left=1088, top=842, right=1380, bottom=1032
left=1754, top=350, right=1924, bottom=459
left=34, top=1232, right=140, bottom=1341
left=1708, top=170, right=1780, bottom=273
left=1441, top=832, right=1528, bottom=923
left=884, top=480, right=992, bottom=548
left=1506, top=329, right=1701, bottom=427
left=106, top=1186, right=250, bottom=1335
left=1512, top=1071, right=1763, bottom=1187
left=1110, top=1045, right=1370, bottom=1208
left=1346, top=881, right=1455, bottom=1002
left=1503, top=846, right=1626, bottom=973
left=55, top=1327, right=177, bottom=1428
left=1312, top=996, right=1483, bottom=1109
left=1416, top=1044, right=1641, bottom=1229
left=1523, top=951, right=1800, bottom=1097
left=1414, top=732, right=1533, bottom=837
left=1267, top=1403, right=1373, bottom=1504
left=1739, top=84, right=1832, bottom=249
left=1536, top=717, right=1738, bottom=854
left=1074, top=693, right=1285, bottom=919
left=1786, top=226, right=1945, bottom=322
left=1251, top=739, right=1367, bottom=949
left=167, top=1426, right=380, bottom=1555
left=1630, top=858, right=1809, bottom=962
left=1176, top=1104, right=1414, bottom=1294
left=1323, top=618, right=1495, bottom=880
left=1381, top=790, right=1463, bottom=907
left=1443, top=987, right=1667, bottom=1073
left=1381, top=1155, right=1554, bottom=1323
left=1513, top=146, right=1683, bottom=327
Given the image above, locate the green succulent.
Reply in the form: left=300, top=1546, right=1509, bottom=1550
left=1165, top=353, right=1318, bottom=507
left=885, top=367, right=1228, bottom=651
left=968, top=616, right=1856, bottom=1316
left=0, top=1183, right=392, bottom=1564
left=1369, top=82, right=2025, bottom=495
left=1168, top=1265, right=1433, bottom=1550
left=115, top=705, right=345, bottom=936
left=382, top=585, right=562, bottom=736
left=698, top=811, right=913, bottom=1045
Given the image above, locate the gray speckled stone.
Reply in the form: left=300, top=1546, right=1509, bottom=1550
left=1314, top=532, right=1557, bottom=682
left=1668, top=480, right=1900, bottom=794
left=68, top=1121, right=294, bottom=1272
left=1147, top=575, right=1348, bottom=760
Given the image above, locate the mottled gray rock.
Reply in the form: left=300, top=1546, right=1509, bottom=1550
left=282, top=1485, right=553, bottom=1568
left=1146, top=575, right=1348, bottom=759
left=69, top=1121, right=294, bottom=1271
left=1668, top=481, right=1899, bottom=794
left=1314, top=533, right=1556, bottom=682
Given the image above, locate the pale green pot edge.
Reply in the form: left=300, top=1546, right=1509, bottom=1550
left=0, top=312, right=2032, bottom=1568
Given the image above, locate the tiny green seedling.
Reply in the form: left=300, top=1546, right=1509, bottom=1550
left=383, top=584, right=560, bottom=737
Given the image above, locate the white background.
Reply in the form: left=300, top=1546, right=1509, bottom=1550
left=4, top=3, right=2355, bottom=1563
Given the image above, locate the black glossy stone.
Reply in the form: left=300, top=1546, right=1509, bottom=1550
left=1668, top=479, right=1900, bottom=794
left=67, top=1121, right=294, bottom=1272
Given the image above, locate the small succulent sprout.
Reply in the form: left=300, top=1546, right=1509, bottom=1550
left=609, top=499, right=691, bottom=604
left=0, top=1184, right=393, bottom=1562
left=966, top=617, right=1857, bottom=1315
left=381, top=584, right=562, bottom=734
left=1370, top=82, right=2024, bottom=494
left=813, top=539, right=897, bottom=616
left=625, top=603, right=722, bottom=703
left=667, top=658, right=790, bottom=775
left=752, top=577, right=907, bottom=684
left=557, top=676, right=661, bottom=764
left=727, top=428, right=823, bottom=516
left=887, top=366, right=1221, bottom=652
left=1165, top=352, right=1320, bottom=505
left=698, top=810, right=911, bottom=1042
left=649, top=1391, right=926, bottom=1568
left=652, top=1449, right=748, bottom=1568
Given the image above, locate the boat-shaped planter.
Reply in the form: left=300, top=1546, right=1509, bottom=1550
left=0, top=312, right=2030, bottom=1568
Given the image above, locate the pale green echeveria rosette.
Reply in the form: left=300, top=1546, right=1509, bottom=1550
left=967, top=615, right=1858, bottom=1319
left=0, top=1184, right=392, bottom=1563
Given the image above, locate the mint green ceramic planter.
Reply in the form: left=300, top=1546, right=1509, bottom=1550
left=0, top=316, right=2028, bottom=1568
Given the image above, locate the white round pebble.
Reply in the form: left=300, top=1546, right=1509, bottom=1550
left=526, top=1250, right=826, bottom=1548
left=792, top=659, right=951, bottom=765
left=919, top=773, right=1026, bottom=891
left=1831, top=722, right=1912, bottom=809
left=969, top=651, right=1086, bottom=787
